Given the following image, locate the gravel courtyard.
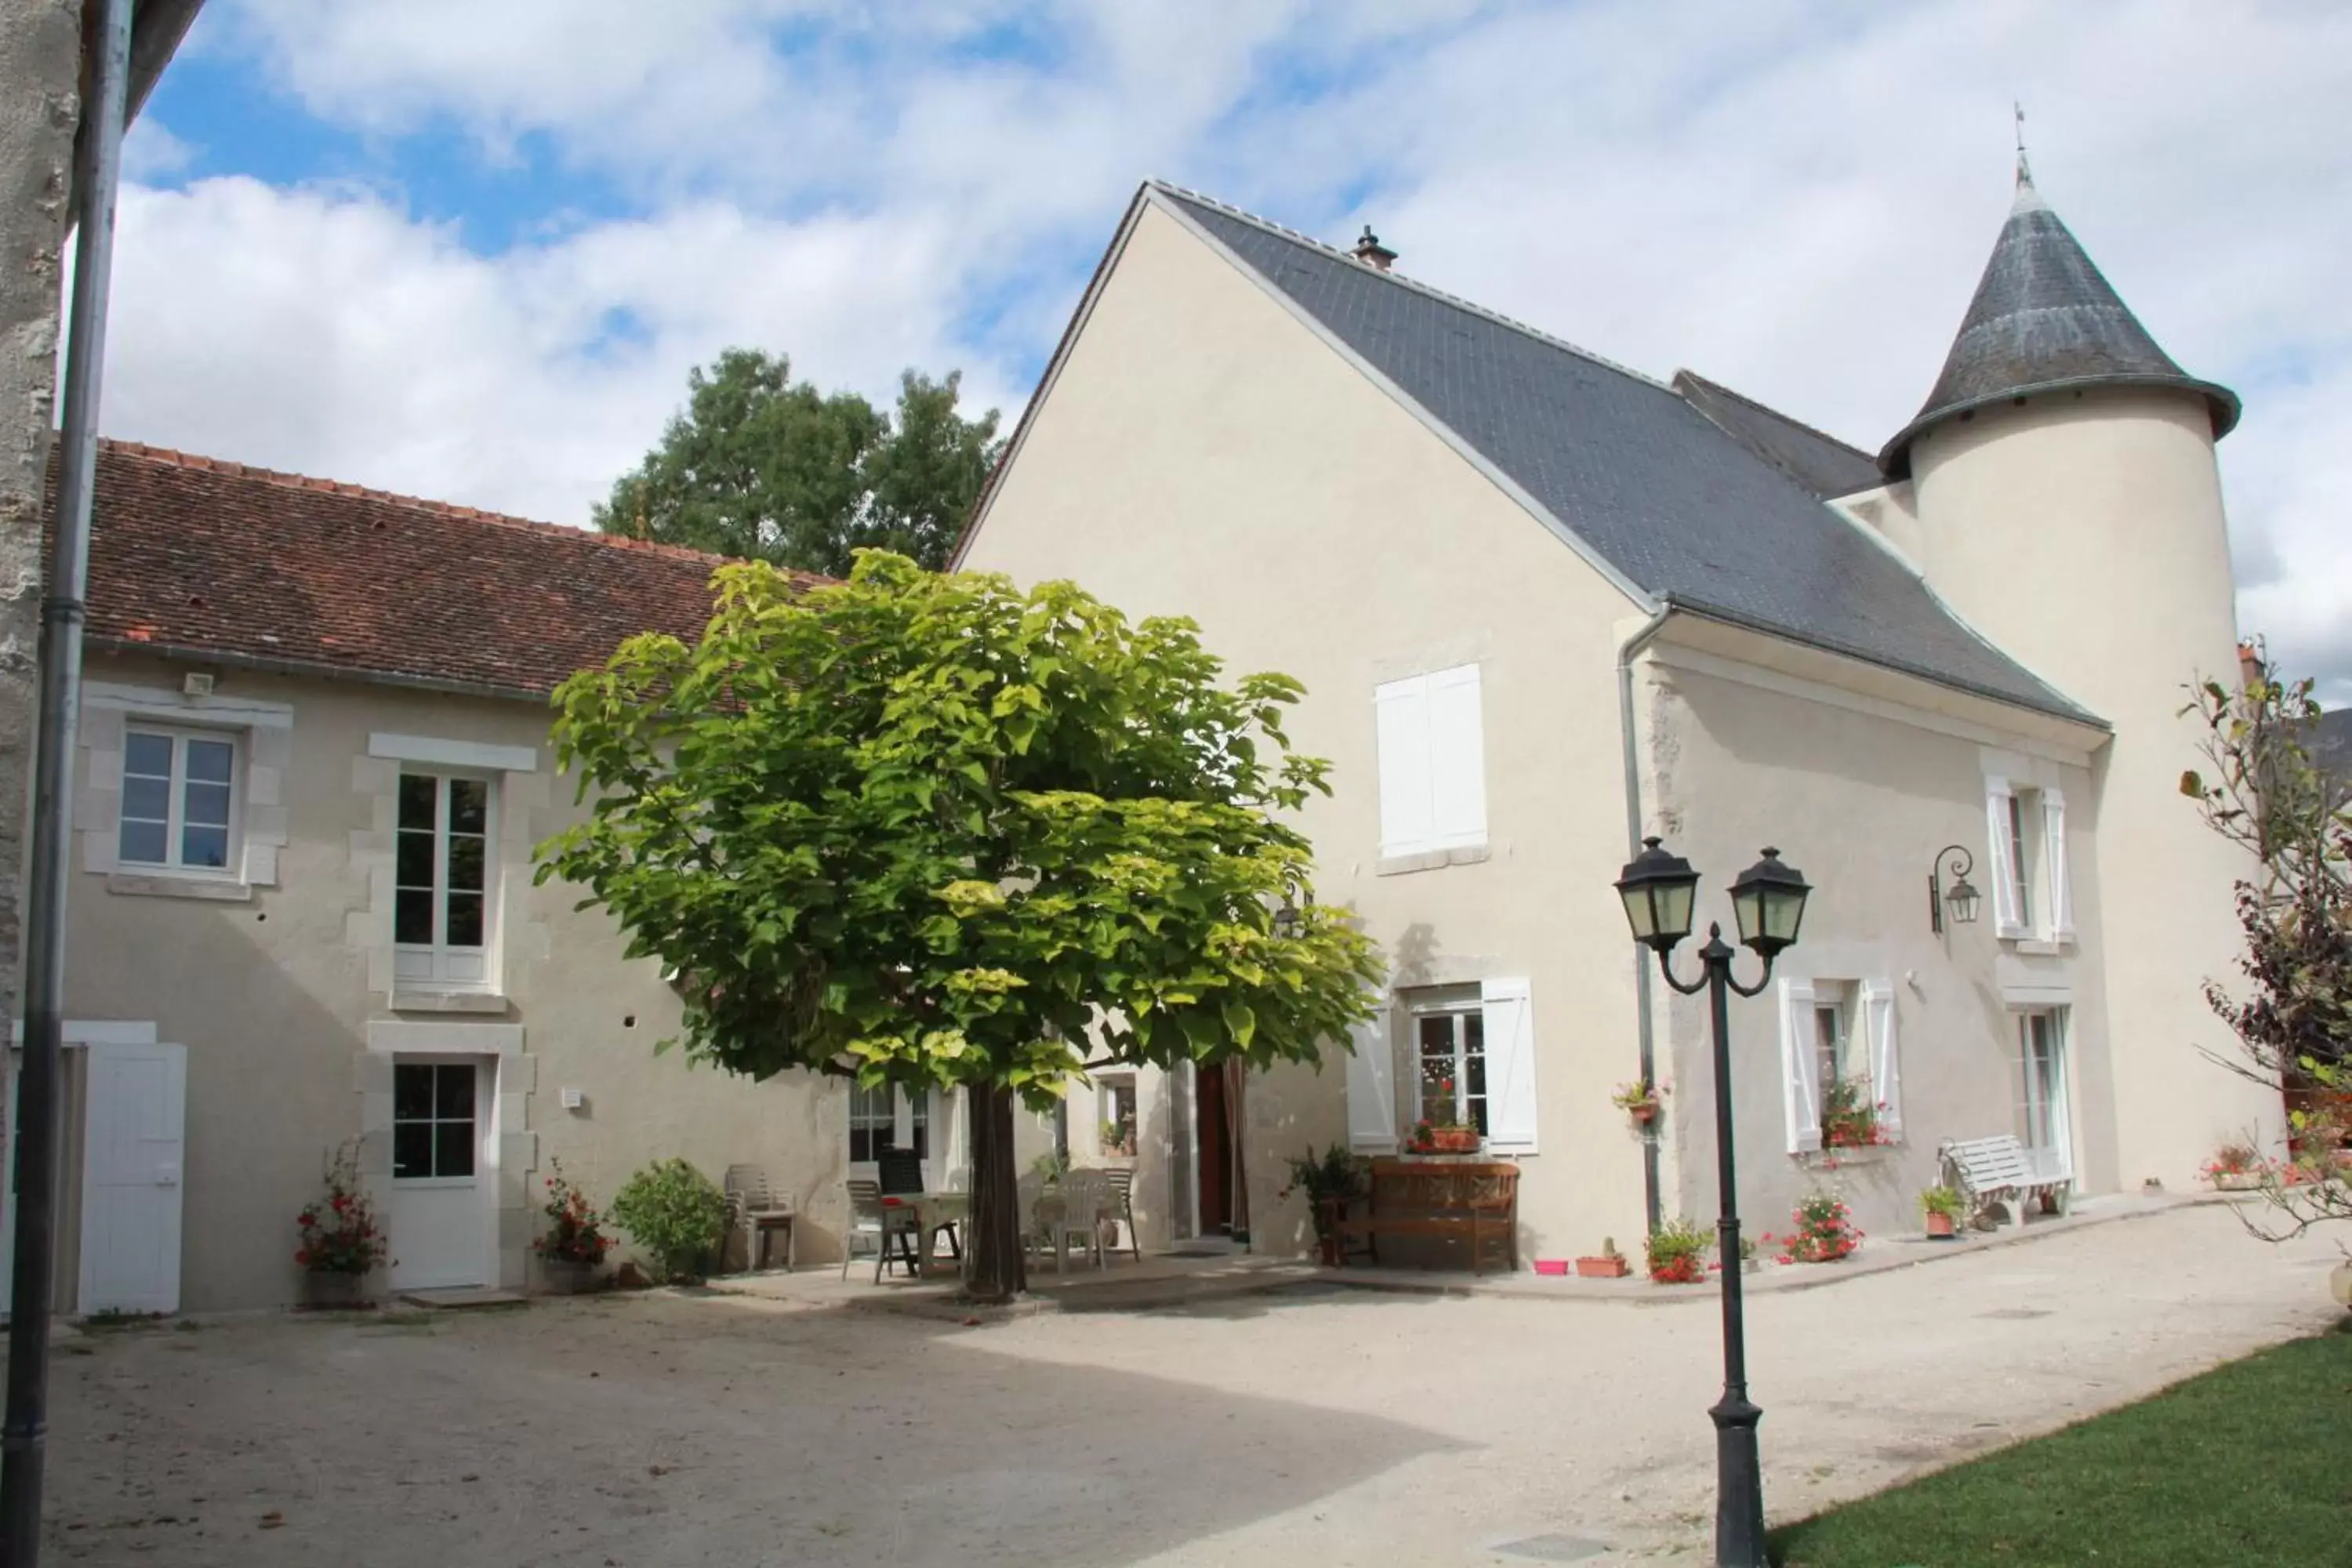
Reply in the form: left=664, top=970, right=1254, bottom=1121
left=38, top=1203, right=2345, bottom=1566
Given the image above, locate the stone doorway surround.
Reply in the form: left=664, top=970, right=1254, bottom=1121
left=358, top=1021, right=533, bottom=1292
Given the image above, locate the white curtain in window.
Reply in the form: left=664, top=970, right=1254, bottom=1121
left=1480, top=978, right=1537, bottom=1153
left=1778, top=978, right=1822, bottom=1153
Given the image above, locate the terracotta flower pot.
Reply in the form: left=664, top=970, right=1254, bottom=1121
left=1925, top=1211, right=1956, bottom=1240
left=1574, top=1255, right=1630, bottom=1278
left=1628, top=1102, right=1658, bottom=1125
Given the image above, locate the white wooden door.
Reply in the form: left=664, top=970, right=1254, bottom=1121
left=388, top=1058, right=492, bottom=1290
left=78, top=1043, right=187, bottom=1316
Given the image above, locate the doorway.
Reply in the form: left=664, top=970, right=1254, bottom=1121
left=387, top=1057, right=494, bottom=1290
left=1195, top=1061, right=1232, bottom=1236
left=2014, top=1008, right=2073, bottom=1185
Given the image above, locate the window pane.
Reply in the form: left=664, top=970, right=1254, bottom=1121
left=394, top=1063, right=434, bottom=1120
left=434, top=1122, right=476, bottom=1178
left=850, top=1125, right=873, bottom=1163
left=180, top=824, right=230, bottom=869
left=184, top=739, right=234, bottom=785
left=447, top=833, right=485, bottom=892
left=124, top=731, right=173, bottom=778
left=395, top=888, right=434, bottom=945
left=434, top=1064, right=474, bottom=1120
left=183, top=780, right=232, bottom=828
left=397, top=774, right=438, bottom=831
left=907, top=1094, right=930, bottom=1161
left=118, top=819, right=168, bottom=865
left=122, top=775, right=170, bottom=823
left=393, top=1122, right=433, bottom=1179
left=445, top=892, right=485, bottom=948
left=448, top=779, right=488, bottom=835
left=1417, top=1014, right=1456, bottom=1120
left=396, top=830, right=434, bottom=888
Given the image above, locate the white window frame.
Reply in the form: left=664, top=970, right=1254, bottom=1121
left=848, top=1084, right=933, bottom=1170
left=1410, top=1000, right=1488, bottom=1134
left=117, top=724, right=243, bottom=878
left=393, top=771, right=499, bottom=993
left=2013, top=1007, right=2073, bottom=1183
left=1986, top=775, right=2074, bottom=946
left=1097, top=1073, right=1138, bottom=1156
left=1374, top=663, right=1488, bottom=861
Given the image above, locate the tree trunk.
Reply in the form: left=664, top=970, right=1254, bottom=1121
left=964, top=1083, right=1027, bottom=1303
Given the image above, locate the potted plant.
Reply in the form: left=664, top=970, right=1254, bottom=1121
left=1280, top=1142, right=1368, bottom=1265
left=1100, top=1120, right=1137, bottom=1159
left=295, top=1142, right=389, bottom=1308
left=535, top=1159, right=615, bottom=1293
left=1574, top=1238, right=1631, bottom=1278
left=1773, top=1191, right=1861, bottom=1264
left=1820, top=1079, right=1892, bottom=1149
left=608, top=1158, right=731, bottom=1284
left=1644, top=1216, right=1710, bottom=1284
left=1920, top=1184, right=1964, bottom=1240
left=1611, top=1077, right=1668, bottom=1126
left=2201, top=1142, right=2263, bottom=1191
left=1406, top=1116, right=1483, bottom=1155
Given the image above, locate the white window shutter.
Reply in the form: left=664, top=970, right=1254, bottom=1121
left=1343, top=1007, right=1398, bottom=1153
left=1861, top=981, right=1900, bottom=1140
left=1985, top=777, right=2026, bottom=938
left=2042, top=786, right=2074, bottom=941
left=1778, top=978, right=1820, bottom=1153
left=1425, top=664, right=1488, bottom=851
left=1480, top=978, right=1538, bottom=1153
left=1374, top=677, right=1434, bottom=858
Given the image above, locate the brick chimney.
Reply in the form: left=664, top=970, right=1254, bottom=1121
left=1351, top=225, right=1396, bottom=272
left=2238, top=639, right=2265, bottom=688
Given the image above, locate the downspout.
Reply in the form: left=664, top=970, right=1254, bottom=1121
left=1617, top=603, right=1674, bottom=1239
left=2, top=1, right=134, bottom=1560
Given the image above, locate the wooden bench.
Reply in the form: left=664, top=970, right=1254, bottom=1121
left=1334, top=1158, right=1519, bottom=1275
left=1940, top=1134, right=2071, bottom=1229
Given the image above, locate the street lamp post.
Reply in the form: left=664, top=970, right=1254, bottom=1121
left=1614, top=838, right=1813, bottom=1568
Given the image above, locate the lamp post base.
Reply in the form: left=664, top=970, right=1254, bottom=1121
left=1710, top=1392, right=1768, bottom=1567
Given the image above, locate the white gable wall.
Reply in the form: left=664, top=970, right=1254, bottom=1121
left=964, top=197, right=1655, bottom=1261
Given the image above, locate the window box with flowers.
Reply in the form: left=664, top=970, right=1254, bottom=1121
left=1820, top=1078, right=1893, bottom=1151
left=296, top=1142, right=390, bottom=1308
left=535, top=1159, right=615, bottom=1294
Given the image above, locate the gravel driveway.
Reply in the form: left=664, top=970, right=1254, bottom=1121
left=38, top=1203, right=2345, bottom=1566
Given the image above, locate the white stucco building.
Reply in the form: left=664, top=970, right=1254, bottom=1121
left=955, top=160, right=2286, bottom=1261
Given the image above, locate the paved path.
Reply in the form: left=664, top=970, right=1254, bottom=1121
left=38, top=1203, right=2345, bottom=1565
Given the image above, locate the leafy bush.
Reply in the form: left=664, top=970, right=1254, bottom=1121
left=296, top=1142, right=390, bottom=1276
left=608, top=1159, right=730, bottom=1283
left=1645, top=1216, right=1711, bottom=1283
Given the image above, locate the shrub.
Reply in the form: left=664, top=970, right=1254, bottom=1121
left=296, top=1142, right=390, bottom=1276
left=536, top=1159, right=616, bottom=1266
left=608, top=1159, right=730, bottom=1283
left=1646, top=1216, right=1711, bottom=1283
left=1777, top=1192, right=1861, bottom=1263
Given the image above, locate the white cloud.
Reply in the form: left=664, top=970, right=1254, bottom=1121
left=111, top=0, right=2352, bottom=699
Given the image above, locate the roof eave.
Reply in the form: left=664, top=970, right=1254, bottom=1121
left=1877, top=372, right=2243, bottom=480
left=89, top=635, right=566, bottom=706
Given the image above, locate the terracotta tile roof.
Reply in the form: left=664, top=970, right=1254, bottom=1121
left=69, top=440, right=816, bottom=699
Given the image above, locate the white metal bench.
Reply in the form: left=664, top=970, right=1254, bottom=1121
left=1939, top=1135, right=2071, bottom=1229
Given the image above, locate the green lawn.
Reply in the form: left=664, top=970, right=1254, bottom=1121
left=1769, top=1323, right=2351, bottom=1567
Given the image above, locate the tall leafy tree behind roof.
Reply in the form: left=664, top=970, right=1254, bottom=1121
left=594, top=348, right=1002, bottom=574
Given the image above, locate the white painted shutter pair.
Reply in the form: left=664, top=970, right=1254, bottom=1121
left=1374, top=666, right=1487, bottom=858
left=1983, top=778, right=2074, bottom=941
left=1776, top=978, right=1901, bottom=1152
left=1342, top=977, right=1537, bottom=1155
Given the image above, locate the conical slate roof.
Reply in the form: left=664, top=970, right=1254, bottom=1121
left=1878, top=169, right=2239, bottom=478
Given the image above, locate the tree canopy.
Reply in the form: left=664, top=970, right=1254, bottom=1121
left=593, top=348, right=1004, bottom=574
left=537, top=553, right=1383, bottom=1296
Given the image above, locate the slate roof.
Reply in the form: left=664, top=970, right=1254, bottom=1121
left=1878, top=172, right=2239, bottom=478
left=1153, top=185, right=2096, bottom=724
left=1672, top=372, right=1883, bottom=501
left=67, top=441, right=780, bottom=700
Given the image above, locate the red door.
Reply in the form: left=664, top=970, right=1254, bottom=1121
left=1196, top=1063, right=1232, bottom=1234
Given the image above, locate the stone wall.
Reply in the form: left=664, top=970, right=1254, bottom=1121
left=0, top=0, right=80, bottom=1029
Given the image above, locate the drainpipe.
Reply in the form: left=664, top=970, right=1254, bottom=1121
left=2, top=3, right=134, bottom=1561
left=1617, top=603, right=1674, bottom=1239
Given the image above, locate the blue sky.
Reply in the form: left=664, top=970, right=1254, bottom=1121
left=100, top=0, right=2352, bottom=698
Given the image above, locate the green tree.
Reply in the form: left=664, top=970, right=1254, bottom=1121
left=2181, top=649, right=2352, bottom=1237
left=593, top=348, right=1002, bottom=574
left=537, top=553, right=1383, bottom=1299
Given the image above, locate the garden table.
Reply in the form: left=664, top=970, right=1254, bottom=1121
left=880, top=1192, right=970, bottom=1276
